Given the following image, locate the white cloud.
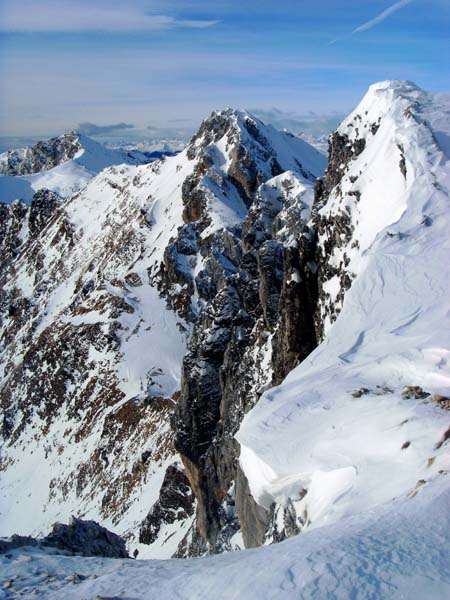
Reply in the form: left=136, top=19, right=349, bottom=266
left=353, top=0, right=414, bottom=33
left=0, top=0, right=220, bottom=32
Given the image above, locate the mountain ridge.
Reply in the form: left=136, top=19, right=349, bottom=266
left=0, top=107, right=325, bottom=557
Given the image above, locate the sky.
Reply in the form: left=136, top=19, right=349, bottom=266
left=0, top=0, right=448, bottom=142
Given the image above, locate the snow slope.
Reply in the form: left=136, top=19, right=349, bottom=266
left=0, top=133, right=150, bottom=204
left=237, top=81, right=450, bottom=539
left=0, top=477, right=449, bottom=599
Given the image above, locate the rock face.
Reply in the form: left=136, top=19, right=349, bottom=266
left=44, top=517, right=129, bottom=558
left=170, top=112, right=325, bottom=550
left=139, top=463, right=195, bottom=546
left=0, top=535, right=38, bottom=553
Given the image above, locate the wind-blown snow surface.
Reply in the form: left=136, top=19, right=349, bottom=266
left=0, top=133, right=149, bottom=204
left=1, top=480, right=449, bottom=599
left=238, top=81, right=450, bottom=539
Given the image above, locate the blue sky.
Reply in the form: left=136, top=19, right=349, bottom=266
left=0, top=0, right=448, bottom=138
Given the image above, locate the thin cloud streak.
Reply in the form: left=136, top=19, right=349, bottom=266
left=353, top=0, right=414, bottom=33
left=0, top=0, right=220, bottom=32
left=330, top=0, right=415, bottom=44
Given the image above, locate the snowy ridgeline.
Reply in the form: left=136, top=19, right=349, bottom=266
left=0, top=80, right=449, bottom=597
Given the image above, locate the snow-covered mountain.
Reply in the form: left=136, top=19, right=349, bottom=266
left=0, top=132, right=150, bottom=204
left=1, top=81, right=449, bottom=596
left=0, top=109, right=325, bottom=557
left=237, top=80, right=450, bottom=544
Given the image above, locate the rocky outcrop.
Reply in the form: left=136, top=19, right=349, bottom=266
left=44, top=517, right=129, bottom=558
left=0, top=132, right=82, bottom=176
left=172, top=138, right=323, bottom=549
left=0, top=189, right=61, bottom=278
left=0, top=517, right=129, bottom=558
left=0, top=200, right=28, bottom=272
left=235, top=465, right=268, bottom=548
left=311, top=111, right=380, bottom=340
left=28, top=189, right=61, bottom=236
left=0, top=535, right=38, bottom=553
left=271, top=236, right=318, bottom=385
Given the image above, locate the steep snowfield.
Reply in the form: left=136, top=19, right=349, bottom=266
left=1, top=479, right=449, bottom=599
left=0, top=133, right=149, bottom=204
left=0, top=152, right=197, bottom=554
left=237, top=81, right=450, bottom=538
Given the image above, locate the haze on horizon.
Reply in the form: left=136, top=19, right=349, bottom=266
left=0, top=0, right=448, bottom=141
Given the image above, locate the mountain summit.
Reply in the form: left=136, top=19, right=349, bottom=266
left=0, top=131, right=150, bottom=204
left=237, top=79, right=450, bottom=544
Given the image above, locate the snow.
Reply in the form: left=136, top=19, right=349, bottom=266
left=197, top=109, right=326, bottom=240
left=1, top=82, right=449, bottom=590
left=0, top=109, right=325, bottom=553
left=0, top=153, right=197, bottom=546
left=0, top=478, right=449, bottom=599
left=116, top=284, right=188, bottom=399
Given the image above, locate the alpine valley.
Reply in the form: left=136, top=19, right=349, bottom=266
left=1, top=80, right=450, bottom=599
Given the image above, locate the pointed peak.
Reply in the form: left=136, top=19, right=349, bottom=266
left=334, top=79, right=430, bottom=144
left=186, top=108, right=273, bottom=164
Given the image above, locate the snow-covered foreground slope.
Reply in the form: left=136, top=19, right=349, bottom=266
left=0, top=132, right=150, bottom=203
left=237, top=81, right=450, bottom=540
left=0, top=109, right=324, bottom=557
left=1, top=479, right=449, bottom=600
